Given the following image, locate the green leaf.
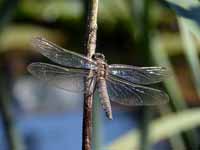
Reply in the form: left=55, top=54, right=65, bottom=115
left=178, top=17, right=200, bottom=97
left=107, top=108, right=200, bottom=150
left=165, top=0, right=199, bottom=9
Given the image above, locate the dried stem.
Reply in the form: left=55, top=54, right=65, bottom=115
left=82, top=0, right=99, bottom=150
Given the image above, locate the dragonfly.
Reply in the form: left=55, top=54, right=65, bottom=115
left=28, top=37, right=169, bottom=120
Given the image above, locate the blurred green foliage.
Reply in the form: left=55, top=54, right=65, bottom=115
left=108, top=108, right=200, bottom=150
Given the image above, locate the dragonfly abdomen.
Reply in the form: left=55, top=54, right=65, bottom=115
left=97, top=79, right=113, bottom=120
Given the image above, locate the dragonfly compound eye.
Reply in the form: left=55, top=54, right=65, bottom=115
left=93, top=53, right=105, bottom=60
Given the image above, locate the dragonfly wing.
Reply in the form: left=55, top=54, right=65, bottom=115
left=109, top=64, right=168, bottom=85
left=28, top=62, right=90, bottom=93
left=106, top=76, right=169, bottom=106
left=32, top=37, right=97, bottom=69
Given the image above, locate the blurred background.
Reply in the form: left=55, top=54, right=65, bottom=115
left=1, top=0, right=200, bottom=150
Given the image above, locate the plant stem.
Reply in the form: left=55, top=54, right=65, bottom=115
left=82, top=0, right=99, bottom=150
left=84, top=0, right=98, bottom=58
left=0, top=74, right=24, bottom=150
left=0, top=1, right=23, bottom=150
left=0, top=0, right=19, bottom=30
left=134, top=0, right=152, bottom=150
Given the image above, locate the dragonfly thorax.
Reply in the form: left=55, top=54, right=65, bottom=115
left=92, top=53, right=108, bottom=79
left=95, top=62, right=108, bottom=80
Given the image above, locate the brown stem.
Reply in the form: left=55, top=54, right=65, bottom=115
left=82, top=0, right=99, bottom=150
left=84, top=0, right=98, bottom=57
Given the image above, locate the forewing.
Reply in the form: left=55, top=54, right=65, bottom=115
left=28, top=62, right=89, bottom=92
left=109, top=64, right=168, bottom=85
left=32, top=37, right=97, bottom=69
left=106, top=76, right=169, bottom=106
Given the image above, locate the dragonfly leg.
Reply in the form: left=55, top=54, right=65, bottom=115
left=86, top=77, right=96, bottom=96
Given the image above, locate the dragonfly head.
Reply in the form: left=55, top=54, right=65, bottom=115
left=92, top=53, right=105, bottom=61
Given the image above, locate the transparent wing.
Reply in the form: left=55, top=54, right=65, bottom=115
left=32, top=37, right=97, bottom=69
left=28, top=62, right=90, bottom=92
left=106, top=76, right=169, bottom=106
left=109, top=64, right=168, bottom=85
